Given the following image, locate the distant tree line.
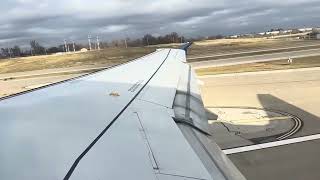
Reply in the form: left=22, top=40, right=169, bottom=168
left=104, top=32, right=187, bottom=48
left=207, top=34, right=224, bottom=40
left=0, top=32, right=207, bottom=59
left=0, top=45, right=32, bottom=59
left=141, top=32, right=185, bottom=46
left=0, top=40, right=87, bottom=59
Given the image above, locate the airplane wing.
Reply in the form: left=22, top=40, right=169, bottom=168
left=0, top=44, right=245, bottom=180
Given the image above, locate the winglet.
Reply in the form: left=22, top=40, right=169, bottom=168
left=180, top=42, right=193, bottom=55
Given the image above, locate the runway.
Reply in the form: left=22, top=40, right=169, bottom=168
left=189, top=43, right=320, bottom=60
left=200, top=67, right=320, bottom=180
left=190, top=48, right=320, bottom=69
left=228, top=139, right=320, bottom=180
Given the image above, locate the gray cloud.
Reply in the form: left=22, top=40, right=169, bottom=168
left=1, top=0, right=320, bottom=47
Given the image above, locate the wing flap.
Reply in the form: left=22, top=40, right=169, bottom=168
left=132, top=100, right=212, bottom=180
left=68, top=109, right=158, bottom=180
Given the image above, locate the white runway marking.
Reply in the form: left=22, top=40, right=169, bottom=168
left=24, top=83, right=52, bottom=89
left=223, top=134, right=320, bottom=155
left=208, top=116, right=291, bottom=124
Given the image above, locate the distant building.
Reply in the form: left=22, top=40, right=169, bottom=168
left=281, top=30, right=293, bottom=34
left=230, top=35, right=239, bottom=38
left=242, top=34, right=254, bottom=38
left=266, top=31, right=280, bottom=35
left=298, top=28, right=313, bottom=32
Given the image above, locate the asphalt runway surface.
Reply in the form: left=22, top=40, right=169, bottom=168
left=190, top=48, right=320, bottom=68
left=0, top=74, right=82, bottom=97
left=188, top=40, right=320, bottom=59
left=199, top=68, right=320, bottom=180
left=228, top=139, right=320, bottom=180
left=189, top=43, right=320, bottom=60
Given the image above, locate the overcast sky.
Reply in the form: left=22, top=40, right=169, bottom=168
left=1, top=0, right=320, bottom=47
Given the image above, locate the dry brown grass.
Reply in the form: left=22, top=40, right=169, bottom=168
left=196, top=55, right=320, bottom=76
left=0, top=47, right=156, bottom=74
left=193, top=38, right=269, bottom=46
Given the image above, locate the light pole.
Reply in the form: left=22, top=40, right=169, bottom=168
left=96, top=36, right=101, bottom=50
left=64, top=39, right=68, bottom=52
left=72, top=40, right=76, bottom=52
left=88, top=35, right=92, bottom=50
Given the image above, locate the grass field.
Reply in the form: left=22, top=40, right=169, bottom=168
left=193, top=38, right=269, bottom=46
left=196, top=55, right=320, bottom=76
left=0, top=47, right=156, bottom=74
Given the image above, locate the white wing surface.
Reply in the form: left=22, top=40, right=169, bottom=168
left=0, top=46, right=245, bottom=180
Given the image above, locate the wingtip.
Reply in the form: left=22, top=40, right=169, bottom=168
left=180, top=42, right=193, bottom=51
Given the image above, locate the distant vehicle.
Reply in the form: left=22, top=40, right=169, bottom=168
left=80, top=48, right=88, bottom=52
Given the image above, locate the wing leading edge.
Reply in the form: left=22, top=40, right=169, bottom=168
left=0, top=45, right=245, bottom=180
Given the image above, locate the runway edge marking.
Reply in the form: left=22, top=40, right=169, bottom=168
left=223, top=134, right=320, bottom=155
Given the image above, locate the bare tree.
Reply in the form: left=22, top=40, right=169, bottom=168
left=30, top=40, right=45, bottom=55
left=11, top=46, right=21, bottom=57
